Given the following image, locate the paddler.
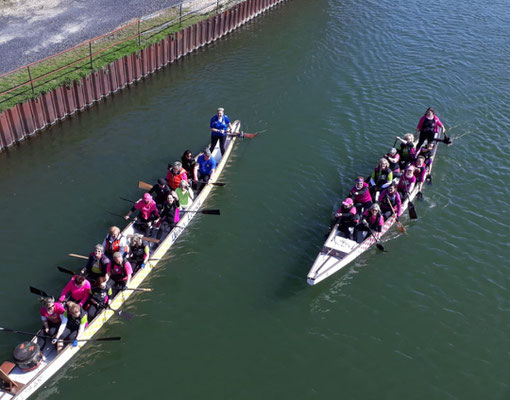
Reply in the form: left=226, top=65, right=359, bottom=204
left=175, top=179, right=194, bottom=212
left=40, top=297, right=66, bottom=344
left=416, top=107, right=446, bottom=149
left=53, top=302, right=87, bottom=352
left=395, top=133, right=416, bottom=170
left=155, top=193, right=180, bottom=241
left=369, top=158, right=393, bottom=201
left=166, top=161, right=188, bottom=191
left=84, top=276, right=112, bottom=321
left=397, top=166, right=416, bottom=200
left=148, top=178, right=171, bottom=208
left=125, top=193, right=159, bottom=236
left=102, top=226, right=128, bottom=260
left=384, top=147, right=401, bottom=176
left=412, top=155, right=427, bottom=184
left=59, top=275, right=91, bottom=307
left=210, top=107, right=232, bottom=155
left=181, top=150, right=196, bottom=185
left=81, top=244, right=110, bottom=282
left=127, top=234, right=149, bottom=272
left=353, top=203, right=384, bottom=243
left=193, top=148, right=216, bottom=191
left=349, top=176, right=373, bottom=215
left=332, top=198, right=359, bottom=240
left=107, top=252, right=133, bottom=296
left=379, top=183, right=402, bottom=220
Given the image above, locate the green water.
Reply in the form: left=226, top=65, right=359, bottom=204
left=1, top=0, right=510, bottom=398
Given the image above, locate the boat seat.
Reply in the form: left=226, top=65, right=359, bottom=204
left=0, top=361, right=23, bottom=394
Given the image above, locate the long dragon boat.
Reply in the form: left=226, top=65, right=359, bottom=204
left=307, top=128, right=444, bottom=286
left=0, top=120, right=241, bottom=399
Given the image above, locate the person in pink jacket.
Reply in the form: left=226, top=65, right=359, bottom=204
left=349, top=176, right=373, bottom=215
left=59, top=275, right=91, bottom=307
left=416, top=107, right=445, bottom=149
left=354, top=203, right=384, bottom=243
left=397, top=167, right=417, bottom=200
left=125, top=192, right=159, bottom=236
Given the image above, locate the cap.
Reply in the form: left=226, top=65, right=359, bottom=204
left=204, top=149, right=212, bottom=157
left=342, top=198, right=354, bottom=207
left=157, top=178, right=166, bottom=186
left=143, top=193, right=152, bottom=202
left=389, top=147, right=397, bottom=155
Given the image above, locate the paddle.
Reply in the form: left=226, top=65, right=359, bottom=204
left=138, top=180, right=226, bottom=190
left=387, top=198, right=406, bottom=234
left=68, top=253, right=89, bottom=260
left=366, top=226, right=387, bottom=252
left=180, top=209, right=220, bottom=215
left=0, top=327, right=121, bottom=343
left=406, top=190, right=418, bottom=220
left=228, top=129, right=265, bottom=139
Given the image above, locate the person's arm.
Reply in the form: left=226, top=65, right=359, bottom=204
left=416, top=116, right=425, bottom=134
left=210, top=116, right=223, bottom=134
left=76, top=314, right=87, bottom=340
left=125, top=202, right=138, bottom=220
left=435, top=116, right=445, bottom=133
left=81, top=254, right=93, bottom=275
left=193, top=163, right=199, bottom=181
left=79, top=283, right=91, bottom=307
left=54, top=313, right=67, bottom=341
left=41, top=310, right=49, bottom=333
left=225, top=115, right=231, bottom=132
left=395, top=136, right=406, bottom=143
left=188, top=187, right=195, bottom=200
left=59, top=280, right=72, bottom=302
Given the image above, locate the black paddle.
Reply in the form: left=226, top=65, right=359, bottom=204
left=0, top=327, right=121, bottom=342
left=406, top=191, right=418, bottom=219
left=180, top=209, right=221, bottom=215
left=195, top=180, right=226, bottom=187
left=366, top=226, right=387, bottom=252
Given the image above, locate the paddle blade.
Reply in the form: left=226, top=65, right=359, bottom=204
left=211, top=182, right=226, bottom=187
left=408, top=201, right=418, bottom=219
left=117, top=310, right=135, bottom=321
left=94, top=337, right=122, bottom=341
left=396, top=222, right=407, bottom=234
left=375, top=243, right=387, bottom=252
left=29, top=286, right=49, bottom=297
left=242, top=133, right=258, bottom=139
left=201, top=209, right=221, bottom=215
left=138, top=181, right=153, bottom=190
left=57, top=266, right=76, bottom=276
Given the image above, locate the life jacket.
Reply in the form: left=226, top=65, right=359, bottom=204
left=421, top=117, right=435, bottom=134
left=413, top=164, right=427, bottom=182
left=166, top=168, right=188, bottom=190
left=110, top=260, right=129, bottom=282
left=66, top=309, right=87, bottom=332
left=104, top=234, right=126, bottom=255
left=90, top=286, right=110, bottom=306
left=399, top=143, right=415, bottom=161
left=372, top=167, right=392, bottom=187
left=386, top=154, right=400, bottom=172
left=129, top=243, right=148, bottom=264
left=89, top=254, right=109, bottom=275
left=338, top=206, right=358, bottom=225
left=381, top=191, right=399, bottom=209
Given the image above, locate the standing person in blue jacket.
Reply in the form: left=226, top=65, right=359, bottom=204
left=210, top=107, right=232, bottom=155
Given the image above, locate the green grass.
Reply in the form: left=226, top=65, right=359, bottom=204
left=0, top=2, right=232, bottom=112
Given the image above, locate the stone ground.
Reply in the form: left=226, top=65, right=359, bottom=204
left=0, top=0, right=218, bottom=74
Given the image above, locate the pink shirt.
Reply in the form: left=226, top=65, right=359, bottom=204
left=59, top=277, right=91, bottom=306
left=40, top=302, right=66, bottom=325
left=134, top=199, right=159, bottom=220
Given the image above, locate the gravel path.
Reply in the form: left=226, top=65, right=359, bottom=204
left=0, top=0, right=188, bottom=74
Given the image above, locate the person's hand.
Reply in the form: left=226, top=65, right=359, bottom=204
left=147, top=222, right=152, bottom=228
left=335, top=213, right=341, bottom=218
left=362, top=220, right=368, bottom=227
left=141, top=263, right=146, bottom=269
left=124, top=215, right=130, bottom=220
left=59, top=296, right=65, bottom=302
left=354, top=191, right=359, bottom=196
left=44, top=328, right=49, bottom=334
left=72, top=340, right=78, bottom=347
left=51, top=338, right=57, bottom=345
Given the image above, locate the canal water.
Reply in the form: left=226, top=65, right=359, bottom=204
left=1, top=0, right=510, bottom=398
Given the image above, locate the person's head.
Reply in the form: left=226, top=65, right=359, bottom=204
left=95, top=276, right=108, bottom=289
left=42, top=297, right=55, bottom=310
left=388, top=183, right=397, bottom=193
left=416, top=155, right=425, bottom=166
left=67, top=302, right=81, bottom=318
left=166, top=193, right=175, bottom=204
left=217, top=107, right=224, bottom=118
left=427, top=142, right=435, bottom=151
left=172, top=161, right=182, bottom=173
left=403, top=133, right=414, bottom=143
left=94, top=244, right=104, bottom=257
left=342, top=198, right=354, bottom=208
left=143, top=193, right=152, bottom=203
left=157, top=178, right=166, bottom=187
left=405, top=166, right=415, bottom=177
left=379, top=158, right=389, bottom=169
left=183, top=150, right=193, bottom=160
left=388, top=147, right=397, bottom=156
left=425, top=107, right=435, bottom=117
left=355, top=176, right=364, bottom=189
left=130, top=234, right=143, bottom=248
left=370, top=203, right=381, bottom=214
left=109, top=226, right=120, bottom=238
left=74, top=275, right=86, bottom=287
left=204, top=149, right=211, bottom=159
left=179, top=180, right=189, bottom=190
left=113, top=252, right=123, bottom=264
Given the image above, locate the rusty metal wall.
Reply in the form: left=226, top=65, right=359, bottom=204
left=0, top=0, right=288, bottom=151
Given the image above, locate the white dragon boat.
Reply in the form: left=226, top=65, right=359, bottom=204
left=307, top=129, right=445, bottom=286
left=0, top=121, right=241, bottom=399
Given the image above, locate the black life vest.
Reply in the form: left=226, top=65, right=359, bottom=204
left=90, top=286, right=110, bottom=306
left=66, top=309, right=87, bottom=332
left=421, top=117, right=435, bottom=134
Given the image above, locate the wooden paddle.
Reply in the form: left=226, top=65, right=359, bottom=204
left=69, top=253, right=88, bottom=260
left=387, top=198, right=406, bottom=234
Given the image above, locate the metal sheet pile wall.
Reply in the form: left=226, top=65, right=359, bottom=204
left=0, top=0, right=286, bottom=151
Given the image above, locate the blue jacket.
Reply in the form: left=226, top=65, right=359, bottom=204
left=197, top=154, right=216, bottom=175
left=210, top=114, right=230, bottom=137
